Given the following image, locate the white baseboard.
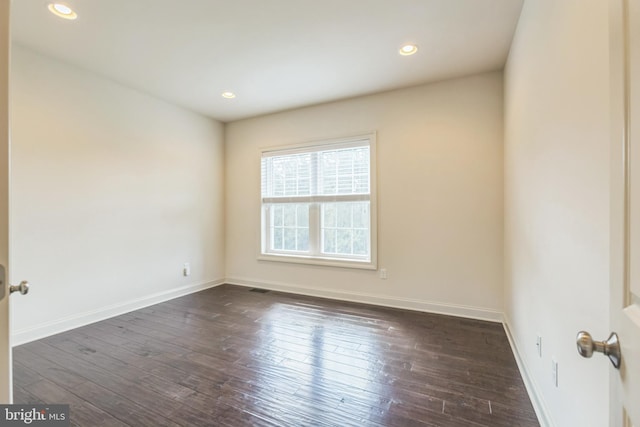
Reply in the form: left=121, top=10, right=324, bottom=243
left=225, top=277, right=503, bottom=322
left=11, top=278, right=225, bottom=347
left=502, top=314, right=554, bottom=427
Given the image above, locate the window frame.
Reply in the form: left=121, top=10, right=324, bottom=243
left=259, top=133, right=377, bottom=270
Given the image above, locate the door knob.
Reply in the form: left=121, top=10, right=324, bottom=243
left=9, top=280, right=29, bottom=295
left=576, top=331, right=621, bottom=369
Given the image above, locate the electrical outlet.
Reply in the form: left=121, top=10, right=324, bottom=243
left=536, top=335, right=542, bottom=358
left=183, top=263, right=191, bottom=277
left=551, top=358, right=558, bottom=387
left=379, top=268, right=387, bottom=280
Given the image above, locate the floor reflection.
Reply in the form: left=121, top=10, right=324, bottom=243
left=253, top=301, right=386, bottom=424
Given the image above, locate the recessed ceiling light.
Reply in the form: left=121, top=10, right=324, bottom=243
left=48, top=3, right=78, bottom=20
left=399, top=44, right=418, bottom=56
left=221, top=92, right=236, bottom=99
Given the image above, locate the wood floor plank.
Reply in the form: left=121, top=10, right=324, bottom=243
left=13, top=284, right=539, bottom=426
left=21, top=378, right=129, bottom=427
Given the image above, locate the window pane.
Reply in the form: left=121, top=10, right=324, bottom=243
left=319, top=146, right=370, bottom=195
left=268, top=203, right=310, bottom=253
left=323, top=204, right=336, bottom=227
left=323, top=229, right=336, bottom=253
left=297, top=205, right=309, bottom=227
left=337, top=203, right=352, bottom=228
left=284, top=228, right=296, bottom=251
left=273, top=205, right=283, bottom=227
left=353, top=230, right=368, bottom=255
left=285, top=179, right=297, bottom=195
left=321, top=201, right=370, bottom=257
left=354, top=175, right=369, bottom=193
left=263, top=153, right=311, bottom=197
left=297, top=228, right=309, bottom=250
left=273, top=228, right=283, bottom=250
left=284, top=204, right=296, bottom=226
left=322, top=178, right=336, bottom=194
left=337, top=175, right=353, bottom=194
left=352, top=203, right=369, bottom=229
left=336, top=229, right=352, bottom=254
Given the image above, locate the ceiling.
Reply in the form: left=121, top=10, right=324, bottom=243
left=10, top=0, right=524, bottom=123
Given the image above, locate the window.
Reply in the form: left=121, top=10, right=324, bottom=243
left=260, top=134, right=377, bottom=269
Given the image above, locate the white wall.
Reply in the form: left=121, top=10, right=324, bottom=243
left=9, top=47, right=225, bottom=344
left=225, top=72, right=504, bottom=320
left=503, top=1, right=610, bottom=426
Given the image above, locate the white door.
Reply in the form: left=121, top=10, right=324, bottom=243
left=0, top=0, right=11, bottom=403
left=609, top=0, right=640, bottom=425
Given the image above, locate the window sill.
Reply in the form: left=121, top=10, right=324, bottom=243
left=258, top=253, right=377, bottom=270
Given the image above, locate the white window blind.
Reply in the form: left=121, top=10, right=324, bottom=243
left=260, top=135, right=376, bottom=268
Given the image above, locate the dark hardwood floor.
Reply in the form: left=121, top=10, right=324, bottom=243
left=13, top=284, right=539, bottom=426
